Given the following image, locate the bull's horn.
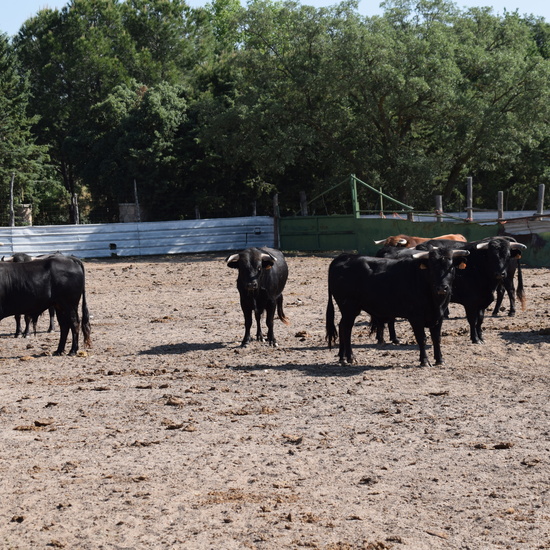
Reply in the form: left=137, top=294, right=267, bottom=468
left=476, top=242, right=489, bottom=250
left=510, top=242, right=527, bottom=250
left=226, top=253, right=240, bottom=264
left=374, top=239, right=386, bottom=245
left=261, top=253, right=277, bottom=262
left=452, top=250, right=470, bottom=257
left=412, top=251, right=429, bottom=259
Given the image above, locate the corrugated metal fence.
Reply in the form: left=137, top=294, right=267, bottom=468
left=0, top=217, right=275, bottom=259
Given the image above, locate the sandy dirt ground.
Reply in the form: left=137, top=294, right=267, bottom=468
left=0, top=252, right=549, bottom=550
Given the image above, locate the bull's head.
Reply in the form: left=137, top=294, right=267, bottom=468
left=413, top=248, right=470, bottom=296
left=476, top=240, right=526, bottom=280
left=226, top=250, right=277, bottom=293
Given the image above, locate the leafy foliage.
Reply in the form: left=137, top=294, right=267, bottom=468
left=0, top=0, right=548, bottom=224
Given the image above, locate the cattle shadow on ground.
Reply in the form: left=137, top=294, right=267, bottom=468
left=230, top=361, right=418, bottom=377
left=140, top=342, right=227, bottom=355
left=499, top=330, right=550, bottom=345
left=283, top=341, right=420, bottom=353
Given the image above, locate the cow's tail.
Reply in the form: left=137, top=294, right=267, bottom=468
left=75, top=257, right=92, bottom=348
left=81, top=288, right=92, bottom=348
left=325, top=289, right=338, bottom=349
left=516, top=260, right=526, bottom=311
left=277, top=295, right=290, bottom=325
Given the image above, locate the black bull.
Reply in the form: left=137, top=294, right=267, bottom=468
left=326, top=247, right=469, bottom=366
left=6, top=252, right=56, bottom=337
left=226, top=247, right=289, bottom=347
left=0, top=254, right=91, bottom=355
left=416, top=237, right=527, bottom=343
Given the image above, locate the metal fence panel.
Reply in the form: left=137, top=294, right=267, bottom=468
left=0, top=217, right=275, bottom=259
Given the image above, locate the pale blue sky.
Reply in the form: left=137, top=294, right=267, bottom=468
left=2, top=0, right=549, bottom=38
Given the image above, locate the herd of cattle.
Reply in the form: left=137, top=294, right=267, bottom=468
left=0, top=234, right=525, bottom=364
left=226, top=234, right=526, bottom=366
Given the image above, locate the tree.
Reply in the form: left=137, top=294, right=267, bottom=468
left=200, top=0, right=550, bottom=212
left=0, top=33, right=50, bottom=225
left=79, top=81, right=189, bottom=221
left=14, top=0, right=135, bottom=223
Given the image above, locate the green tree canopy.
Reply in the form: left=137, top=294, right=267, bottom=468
left=0, top=32, right=51, bottom=224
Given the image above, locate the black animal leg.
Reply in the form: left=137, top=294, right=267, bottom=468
left=465, top=308, right=483, bottom=344
left=411, top=323, right=429, bottom=366
left=338, top=314, right=357, bottom=364
left=429, top=321, right=444, bottom=365
left=265, top=301, right=277, bottom=346
left=240, top=302, right=253, bottom=347
left=254, top=308, right=264, bottom=342
left=14, top=315, right=22, bottom=338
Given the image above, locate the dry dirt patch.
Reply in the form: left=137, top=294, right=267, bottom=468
left=0, top=253, right=549, bottom=549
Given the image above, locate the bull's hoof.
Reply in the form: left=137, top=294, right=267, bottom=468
left=53, top=351, right=65, bottom=356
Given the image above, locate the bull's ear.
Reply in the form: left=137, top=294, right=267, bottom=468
left=260, top=253, right=276, bottom=269
left=226, top=253, right=240, bottom=268
left=451, top=250, right=469, bottom=269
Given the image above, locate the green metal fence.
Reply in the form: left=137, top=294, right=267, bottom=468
left=279, top=215, right=497, bottom=255
left=279, top=174, right=550, bottom=267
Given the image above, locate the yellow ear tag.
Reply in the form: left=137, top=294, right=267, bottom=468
left=458, top=261, right=467, bottom=270
left=264, top=265, right=273, bottom=270
left=516, top=253, right=522, bottom=259
left=419, top=263, right=428, bottom=270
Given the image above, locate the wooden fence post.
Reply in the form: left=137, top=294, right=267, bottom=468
left=133, top=179, right=141, bottom=223
left=273, top=194, right=280, bottom=249
left=497, top=191, right=504, bottom=222
left=435, top=195, right=443, bottom=223
left=536, top=184, right=545, bottom=219
left=466, top=177, right=473, bottom=222
left=299, top=191, right=308, bottom=216
left=9, top=172, right=15, bottom=227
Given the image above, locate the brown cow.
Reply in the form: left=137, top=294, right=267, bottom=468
left=374, top=233, right=467, bottom=248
